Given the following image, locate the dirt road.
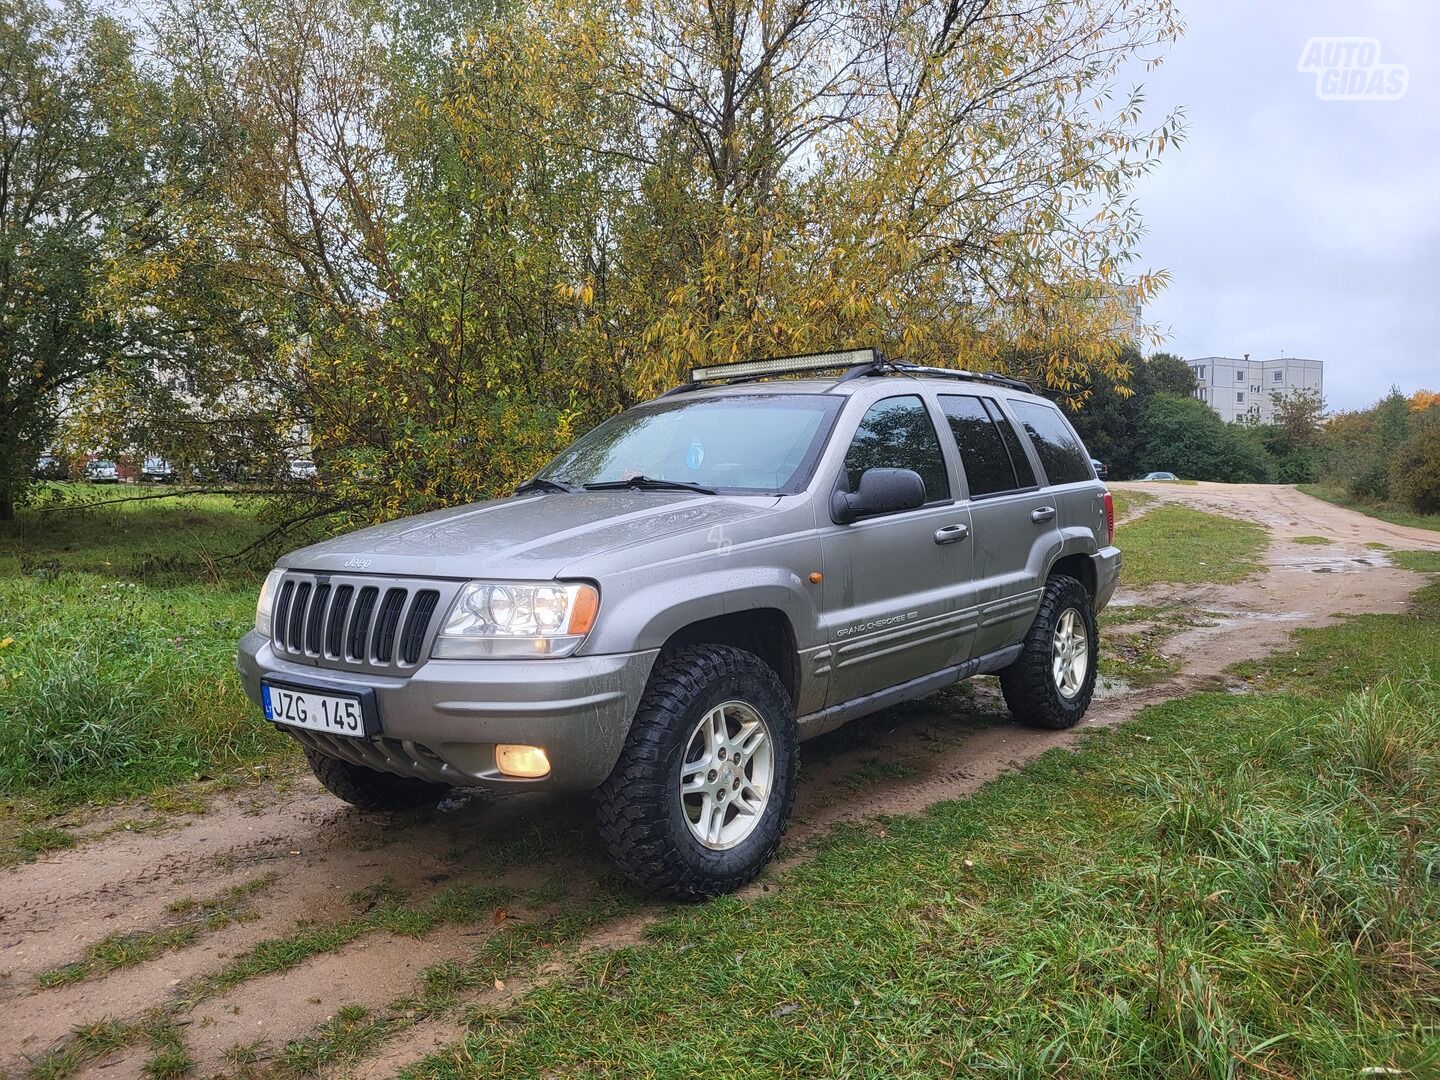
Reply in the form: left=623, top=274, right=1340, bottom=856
left=3, top=484, right=1437, bottom=1078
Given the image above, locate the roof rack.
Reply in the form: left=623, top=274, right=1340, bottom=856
left=659, top=347, right=1032, bottom=396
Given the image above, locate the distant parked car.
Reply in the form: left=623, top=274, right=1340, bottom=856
left=287, top=458, right=317, bottom=481
left=84, top=460, right=119, bottom=483
left=140, top=457, right=176, bottom=483
left=1141, top=471, right=1179, bottom=481
left=34, top=454, right=68, bottom=480
left=1090, top=458, right=1108, bottom=480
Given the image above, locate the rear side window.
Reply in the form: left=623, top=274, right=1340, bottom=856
left=1010, top=401, right=1094, bottom=486
left=843, top=395, right=950, bottom=503
left=938, top=394, right=1035, bottom=496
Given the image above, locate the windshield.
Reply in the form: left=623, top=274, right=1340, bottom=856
left=539, top=394, right=843, bottom=494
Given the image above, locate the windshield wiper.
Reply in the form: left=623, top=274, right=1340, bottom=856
left=514, top=477, right=577, bottom=495
left=583, top=475, right=718, bottom=495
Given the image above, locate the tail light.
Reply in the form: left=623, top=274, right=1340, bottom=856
left=1102, top=491, right=1115, bottom=546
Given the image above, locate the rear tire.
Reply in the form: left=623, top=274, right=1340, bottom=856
left=595, top=645, right=797, bottom=901
left=303, top=746, right=447, bottom=811
left=999, top=573, right=1098, bottom=730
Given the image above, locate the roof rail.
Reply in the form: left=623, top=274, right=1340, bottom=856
left=657, top=347, right=1033, bottom=396
left=881, top=361, right=1033, bottom=393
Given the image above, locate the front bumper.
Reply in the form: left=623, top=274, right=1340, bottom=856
left=1093, top=545, right=1123, bottom=612
left=236, top=631, right=657, bottom=790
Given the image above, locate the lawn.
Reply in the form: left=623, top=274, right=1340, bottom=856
left=0, top=488, right=304, bottom=852
left=1298, top=484, right=1440, bottom=533
left=1114, top=503, right=1269, bottom=587
left=410, top=580, right=1440, bottom=1079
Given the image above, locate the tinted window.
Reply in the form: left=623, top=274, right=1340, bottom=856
left=939, top=394, right=1030, bottom=496
left=1010, top=401, right=1093, bottom=486
left=843, top=396, right=949, bottom=503
left=540, top=394, right=842, bottom=494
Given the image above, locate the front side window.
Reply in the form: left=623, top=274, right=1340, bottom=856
left=1009, top=401, right=1093, bottom=486
left=540, top=394, right=842, bottom=494
left=842, top=395, right=949, bottom=503
left=938, top=394, right=1033, bottom=497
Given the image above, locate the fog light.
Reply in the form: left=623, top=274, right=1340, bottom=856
left=495, top=744, right=550, bottom=778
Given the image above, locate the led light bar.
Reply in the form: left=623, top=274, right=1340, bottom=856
left=690, top=347, right=879, bottom=384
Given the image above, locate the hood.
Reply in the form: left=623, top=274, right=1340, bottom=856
left=279, top=491, right=780, bottom=580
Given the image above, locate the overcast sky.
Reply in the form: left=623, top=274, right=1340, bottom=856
left=1128, top=1, right=1438, bottom=411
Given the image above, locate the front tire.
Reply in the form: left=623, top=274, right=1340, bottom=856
left=999, top=573, right=1098, bottom=730
left=595, top=645, right=798, bottom=900
left=303, top=746, right=448, bottom=811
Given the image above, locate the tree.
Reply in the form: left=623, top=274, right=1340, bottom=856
left=1060, top=350, right=1196, bottom=479
left=1138, top=394, right=1271, bottom=484
left=0, top=0, right=180, bottom=518
left=1269, top=388, right=1326, bottom=451
left=148, top=0, right=1184, bottom=526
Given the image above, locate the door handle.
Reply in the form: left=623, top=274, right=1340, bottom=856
left=934, top=523, right=970, bottom=544
left=1030, top=506, right=1057, bottom=523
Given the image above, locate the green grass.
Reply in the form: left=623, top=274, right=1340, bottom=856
left=0, top=491, right=306, bottom=843
left=35, top=874, right=276, bottom=989
left=1115, top=504, right=1269, bottom=587
left=1109, top=489, right=1156, bottom=523
left=1298, top=484, right=1440, bottom=533
left=1391, top=549, right=1440, bottom=573
left=1292, top=534, right=1330, bottom=545
left=407, top=582, right=1440, bottom=1079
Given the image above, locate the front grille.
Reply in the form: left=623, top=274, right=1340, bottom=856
left=269, top=573, right=455, bottom=675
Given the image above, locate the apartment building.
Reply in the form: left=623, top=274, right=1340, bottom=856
left=1185, top=355, right=1324, bottom=423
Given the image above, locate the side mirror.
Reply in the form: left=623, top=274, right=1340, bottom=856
left=831, top=468, right=926, bottom=524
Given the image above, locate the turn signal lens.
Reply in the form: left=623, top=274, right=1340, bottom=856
left=495, top=744, right=550, bottom=779
left=567, top=585, right=600, bottom=635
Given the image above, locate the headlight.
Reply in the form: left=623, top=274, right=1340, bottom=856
left=433, top=581, right=599, bottom=659
left=254, top=568, right=286, bottom=635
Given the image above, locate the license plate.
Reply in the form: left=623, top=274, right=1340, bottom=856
left=262, top=682, right=369, bottom=739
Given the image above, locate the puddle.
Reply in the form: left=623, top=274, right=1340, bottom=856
left=1201, top=609, right=1308, bottom=622
left=1272, top=554, right=1390, bottom=574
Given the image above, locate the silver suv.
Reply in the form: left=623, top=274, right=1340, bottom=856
left=238, top=349, right=1120, bottom=898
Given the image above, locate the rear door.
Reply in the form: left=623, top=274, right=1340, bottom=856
left=818, top=393, right=974, bottom=706
left=936, top=394, right=1058, bottom=658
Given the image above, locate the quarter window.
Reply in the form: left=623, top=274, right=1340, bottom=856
left=842, top=396, right=950, bottom=503
left=938, top=394, right=1034, bottom=496
left=1009, top=401, right=1093, bottom=486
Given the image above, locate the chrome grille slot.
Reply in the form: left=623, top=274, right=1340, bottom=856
left=273, top=581, right=294, bottom=647
left=287, top=581, right=311, bottom=651
left=401, top=591, right=440, bottom=664
left=348, top=586, right=378, bottom=660
left=324, top=585, right=353, bottom=658
left=304, top=583, right=331, bottom=655
left=269, top=572, right=457, bottom=676
left=372, top=588, right=407, bottom=663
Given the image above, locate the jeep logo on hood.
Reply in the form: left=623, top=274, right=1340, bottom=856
left=342, top=557, right=373, bottom=570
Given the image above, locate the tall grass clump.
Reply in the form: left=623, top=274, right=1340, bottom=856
left=0, top=575, right=286, bottom=807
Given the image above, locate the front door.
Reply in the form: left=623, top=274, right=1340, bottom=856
left=819, top=394, right=974, bottom=706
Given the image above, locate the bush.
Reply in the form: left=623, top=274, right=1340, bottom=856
left=1390, top=410, right=1440, bottom=514
left=1138, top=394, right=1273, bottom=483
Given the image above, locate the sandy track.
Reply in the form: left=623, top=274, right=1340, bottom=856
left=3, top=485, right=1437, bottom=1078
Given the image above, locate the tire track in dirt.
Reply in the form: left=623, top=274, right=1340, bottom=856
left=6, top=485, right=1438, bottom=1078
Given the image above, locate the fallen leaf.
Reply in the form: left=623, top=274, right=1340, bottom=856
left=494, top=978, right=506, bottom=992
left=493, top=907, right=509, bottom=925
